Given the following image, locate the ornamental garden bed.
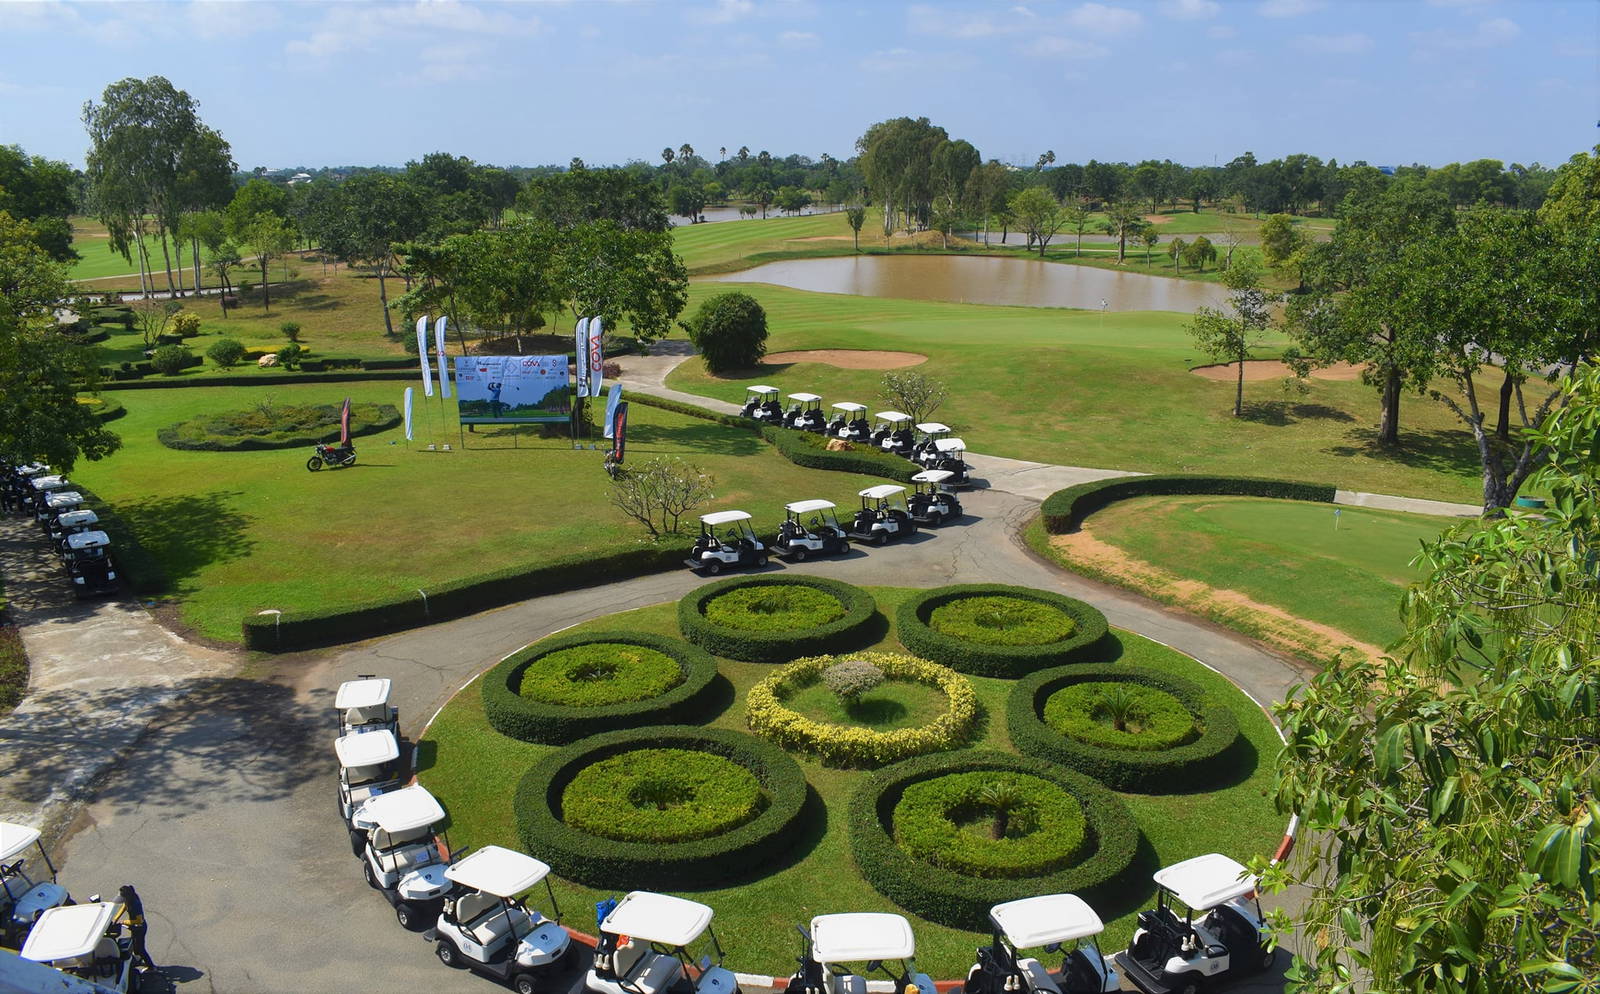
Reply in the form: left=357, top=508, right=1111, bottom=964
left=157, top=400, right=401, bottom=451
left=897, top=584, right=1109, bottom=677
left=678, top=574, right=879, bottom=662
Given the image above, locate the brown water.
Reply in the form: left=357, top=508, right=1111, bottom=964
left=707, top=254, right=1228, bottom=313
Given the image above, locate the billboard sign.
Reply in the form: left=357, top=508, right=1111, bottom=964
left=454, top=355, right=571, bottom=424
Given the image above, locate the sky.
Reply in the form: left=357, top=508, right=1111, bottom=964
left=1, top=0, right=1594, bottom=172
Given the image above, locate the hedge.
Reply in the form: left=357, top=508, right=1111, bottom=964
left=97, top=369, right=421, bottom=390
left=1007, top=664, right=1240, bottom=792
left=678, top=574, right=878, bottom=662
left=897, top=585, right=1110, bottom=678
left=893, top=770, right=1087, bottom=879
left=1040, top=475, right=1338, bottom=534
left=514, top=725, right=810, bottom=889
left=86, top=396, right=126, bottom=423
left=849, top=750, right=1139, bottom=930
left=483, top=630, right=720, bottom=744
left=157, top=403, right=402, bottom=452
left=561, top=748, right=763, bottom=843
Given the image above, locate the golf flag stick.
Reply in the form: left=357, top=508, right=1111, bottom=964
left=436, top=316, right=452, bottom=399
left=416, top=316, right=434, bottom=398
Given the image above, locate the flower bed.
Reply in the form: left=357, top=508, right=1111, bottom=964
left=561, top=748, right=765, bottom=843
left=1044, top=682, right=1198, bottom=751
left=157, top=401, right=401, bottom=451
left=897, top=584, right=1109, bottom=677
left=678, top=574, right=877, bottom=662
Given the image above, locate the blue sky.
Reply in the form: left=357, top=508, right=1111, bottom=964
left=1, top=0, right=1593, bottom=171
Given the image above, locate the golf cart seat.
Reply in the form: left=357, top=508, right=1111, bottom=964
left=612, top=939, right=684, bottom=994
left=453, top=890, right=530, bottom=947
left=1018, top=958, right=1061, bottom=994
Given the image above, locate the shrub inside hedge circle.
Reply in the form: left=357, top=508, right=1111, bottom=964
left=519, top=642, right=684, bottom=707
left=893, top=771, right=1086, bottom=879
left=1044, top=682, right=1199, bottom=751
left=897, top=584, right=1109, bottom=678
left=679, top=574, right=877, bottom=663
left=703, top=584, right=846, bottom=632
left=158, top=401, right=401, bottom=451
left=561, top=748, right=765, bottom=843
left=745, top=651, right=979, bottom=768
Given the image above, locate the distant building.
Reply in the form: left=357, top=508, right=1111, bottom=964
left=288, top=172, right=313, bottom=185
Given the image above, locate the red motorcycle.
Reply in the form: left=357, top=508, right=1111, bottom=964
left=307, top=443, right=356, bottom=471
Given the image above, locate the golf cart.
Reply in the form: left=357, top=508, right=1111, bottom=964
left=351, top=784, right=451, bottom=930
left=911, top=424, right=953, bottom=467
left=37, top=491, right=84, bottom=531
left=587, top=891, right=738, bottom=994
left=908, top=470, right=964, bottom=526
left=928, top=438, right=971, bottom=488
left=62, top=531, right=118, bottom=599
left=336, top=729, right=404, bottom=852
left=1115, top=853, right=1273, bottom=994
left=48, top=509, right=100, bottom=552
left=783, top=394, right=827, bottom=433
left=774, top=500, right=850, bottom=561
left=0, top=822, right=68, bottom=948
left=686, top=510, right=768, bottom=575
left=965, top=895, right=1118, bottom=994
left=848, top=485, right=916, bottom=545
left=335, top=675, right=398, bottom=737
left=826, top=403, right=871, bottom=441
left=19, top=902, right=135, bottom=992
left=870, top=412, right=914, bottom=456
left=23, top=475, right=71, bottom=515
left=789, top=912, right=936, bottom=994
left=740, top=386, right=783, bottom=422
left=425, top=845, right=571, bottom=993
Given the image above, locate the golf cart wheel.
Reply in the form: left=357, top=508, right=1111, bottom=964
left=435, top=939, right=463, bottom=968
left=1259, top=946, right=1276, bottom=972
left=1175, top=976, right=1203, bottom=994
left=306, top=456, right=323, bottom=472
left=874, top=532, right=886, bottom=546
left=755, top=553, right=768, bottom=567
left=790, top=546, right=808, bottom=562
left=348, top=828, right=365, bottom=857
left=362, top=859, right=379, bottom=889
left=395, top=901, right=421, bottom=930
left=704, top=560, right=723, bottom=576
left=514, top=973, right=540, bottom=994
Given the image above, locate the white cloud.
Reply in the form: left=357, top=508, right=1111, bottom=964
left=1257, top=0, right=1323, bottom=17
left=688, top=0, right=754, bottom=25
left=1161, top=0, right=1219, bottom=20
left=1294, top=32, right=1374, bottom=54
left=1206, top=24, right=1236, bottom=38
left=1023, top=35, right=1110, bottom=58
left=778, top=29, right=818, bottom=47
left=1411, top=16, right=1520, bottom=52
left=908, top=4, right=1005, bottom=38
left=1065, top=2, right=1143, bottom=34
left=286, top=1, right=543, bottom=61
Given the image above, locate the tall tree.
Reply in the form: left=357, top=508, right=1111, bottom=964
left=1538, top=145, right=1600, bottom=231
left=1062, top=205, right=1090, bottom=256
left=325, top=173, right=426, bottom=337
left=237, top=214, right=292, bottom=314
left=1008, top=187, right=1065, bottom=258
left=0, top=145, right=81, bottom=261
left=519, top=166, right=669, bottom=232
left=1099, top=201, right=1144, bottom=262
left=556, top=221, right=688, bottom=345
left=1187, top=260, right=1279, bottom=417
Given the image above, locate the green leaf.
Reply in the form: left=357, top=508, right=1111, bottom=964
left=1375, top=723, right=1406, bottom=782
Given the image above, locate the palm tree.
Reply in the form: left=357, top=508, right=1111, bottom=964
left=719, top=146, right=727, bottom=162
left=1092, top=684, right=1145, bottom=733
left=661, top=147, right=675, bottom=166
left=977, top=779, right=1030, bottom=840
left=678, top=143, right=694, bottom=164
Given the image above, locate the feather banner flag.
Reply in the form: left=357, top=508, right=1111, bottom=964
left=574, top=317, right=590, bottom=396
left=403, top=387, right=414, bottom=441
left=588, top=316, right=605, bottom=397
left=604, top=383, right=623, bottom=438
left=416, top=316, right=434, bottom=398
left=435, top=316, right=452, bottom=398
left=339, top=397, right=352, bottom=446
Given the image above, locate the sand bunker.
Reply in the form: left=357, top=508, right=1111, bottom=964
left=1190, top=360, right=1366, bottom=382
left=789, top=236, right=855, bottom=242
left=1143, top=214, right=1173, bottom=225
left=764, top=349, right=928, bottom=370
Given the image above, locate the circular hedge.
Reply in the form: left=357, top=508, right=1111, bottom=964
left=927, top=595, right=1077, bottom=646
left=893, top=771, right=1086, bottom=879
left=561, top=748, right=765, bottom=843
left=515, top=725, right=809, bottom=889
left=679, top=575, right=877, bottom=662
left=1044, top=682, right=1198, bottom=751
left=745, top=651, right=979, bottom=768
left=850, top=750, right=1139, bottom=930
left=897, top=584, right=1109, bottom=677
left=484, top=631, right=719, bottom=744
left=1007, top=664, right=1240, bottom=792
left=157, top=401, right=401, bottom=451
left=518, top=641, right=684, bottom=707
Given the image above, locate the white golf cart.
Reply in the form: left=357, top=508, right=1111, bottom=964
left=0, top=822, right=68, bottom=947
left=37, top=490, right=84, bottom=531
left=1115, top=853, right=1274, bottom=994
left=587, top=891, right=738, bottom=994
left=965, top=895, right=1118, bottom=994
left=336, top=729, right=404, bottom=852
left=908, top=470, right=963, bottom=526
left=774, top=500, right=850, bottom=562
left=929, top=438, right=972, bottom=488
left=870, top=412, right=914, bottom=456
left=740, top=386, right=783, bottom=422
left=48, top=508, right=100, bottom=552
left=847, top=485, right=917, bottom=545
left=911, top=424, right=953, bottom=467
left=426, top=845, right=571, bottom=993
left=783, top=393, right=827, bottom=433
left=351, top=784, right=451, bottom=930
left=24, top=475, right=71, bottom=515
left=789, top=912, right=936, bottom=994
left=19, top=902, right=135, bottom=992
left=826, top=403, right=871, bottom=441
left=686, top=510, right=768, bottom=575
left=335, top=675, right=398, bottom=737
left=62, top=531, right=117, bottom=599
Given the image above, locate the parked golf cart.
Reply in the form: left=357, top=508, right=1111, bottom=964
left=783, top=393, right=827, bottom=433
left=1115, top=853, right=1273, bottom=994
left=928, top=438, right=972, bottom=487
left=19, top=902, right=136, bottom=992
left=826, top=403, right=871, bottom=441
left=23, top=475, right=71, bottom=515
left=912, top=424, right=953, bottom=467
left=587, top=891, right=738, bottom=994
left=48, top=509, right=99, bottom=553
left=788, top=912, right=936, bottom=994
left=337, top=729, right=404, bottom=852
left=908, top=470, right=964, bottom=526
left=335, top=675, right=399, bottom=737
left=870, top=412, right=914, bottom=455
left=425, top=845, right=571, bottom=993
left=36, top=491, right=84, bottom=531
left=740, top=386, right=783, bottom=422
left=62, top=531, right=117, bottom=599
left=0, top=822, right=68, bottom=948
left=848, top=485, right=916, bottom=545
left=685, top=511, right=768, bottom=575
left=966, top=894, right=1118, bottom=994
left=351, top=784, right=451, bottom=930
left=1, top=463, right=47, bottom=513
left=774, top=500, right=850, bottom=561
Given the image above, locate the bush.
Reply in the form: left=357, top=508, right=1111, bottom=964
left=898, top=585, right=1109, bottom=678
left=849, top=750, right=1140, bottom=930
left=158, top=402, right=400, bottom=451
left=170, top=311, right=201, bottom=338
left=928, top=595, right=1078, bottom=647
left=276, top=343, right=304, bottom=369
left=206, top=338, right=246, bottom=369
left=515, top=725, right=809, bottom=889
left=1007, top=664, right=1240, bottom=791
left=561, top=748, right=765, bottom=843
left=678, top=575, right=878, bottom=662
left=703, top=584, right=846, bottom=633
left=1044, top=682, right=1199, bottom=751
left=280, top=321, right=302, bottom=342
left=98, top=370, right=421, bottom=391
left=361, top=356, right=420, bottom=370
left=483, top=631, right=719, bottom=744
left=150, top=344, right=192, bottom=376
left=744, top=651, right=979, bottom=768
left=682, top=291, right=768, bottom=374
left=517, top=642, right=684, bottom=707
left=1040, top=475, right=1337, bottom=534
left=823, top=659, right=883, bottom=701
left=894, top=771, right=1087, bottom=879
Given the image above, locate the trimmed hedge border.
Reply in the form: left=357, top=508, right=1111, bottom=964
left=96, top=368, right=421, bottom=390
left=849, top=750, right=1139, bottom=930
left=1040, top=474, right=1337, bottom=534
left=679, top=574, right=878, bottom=662
left=897, top=584, right=1109, bottom=678
left=483, top=630, right=719, bottom=744
left=1007, top=664, right=1240, bottom=792
left=157, top=403, right=402, bottom=451
left=515, top=725, right=810, bottom=889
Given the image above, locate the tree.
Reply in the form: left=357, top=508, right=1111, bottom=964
left=1139, top=224, right=1159, bottom=265
left=237, top=213, right=292, bottom=313
left=1008, top=187, right=1065, bottom=258
left=966, top=160, right=1011, bottom=246
left=518, top=166, right=669, bottom=232
left=556, top=221, right=688, bottom=346
left=0, top=145, right=81, bottom=261
left=681, top=292, right=768, bottom=373
left=1062, top=205, right=1090, bottom=256
left=880, top=370, right=947, bottom=426
left=206, top=242, right=242, bottom=315
left=608, top=456, right=715, bottom=537
left=928, top=192, right=965, bottom=249
left=752, top=184, right=774, bottom=219
left=1168, top=237, right=1187, bottom=274
left=1538, top=145, right=1600, bottom=230
left=206, top=338, right=244, bottom=369
left=1258, top=213, right=1304, bottom=269
left=324, top=173, right=427, bottom=336
left=845, top=206, right=866, bottom=252
left=135, top=300, right=180, bottom=352
left=1268, top=365, right=1600, bottom=994
left=668, top=182, right=706, bottom=222
left=1099, top=201, right=1143, bottom=262
left=1183, top=235, right=1217, bottom=273
left=1187, top=260, right=1279, bottom=417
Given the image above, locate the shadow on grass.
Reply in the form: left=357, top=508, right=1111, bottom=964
left=1326, top=426, right=1480, bottom=478
left=625, top=423, right=765, bottom=457
left=1093, top=831, right=1162, bottom=925
left=1240, top=400, right=1357, bottom=426
left=678, top=784, right=829, bottom=894
left=113, top=491, right=254, bottom=588
left=709, top=362, right=797, bottom=381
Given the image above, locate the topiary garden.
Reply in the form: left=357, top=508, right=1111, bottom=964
left=157, top=400, right=401, bottom=451
left=897, top=584, right=1110, bottom=677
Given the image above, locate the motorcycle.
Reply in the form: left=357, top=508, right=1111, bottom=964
left=307, top=443, right=357, bottom=471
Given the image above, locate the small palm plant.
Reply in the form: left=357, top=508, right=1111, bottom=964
left=1092, top=683, right=1145, bottom=733
left=977, top=778, right=1033, bottom=840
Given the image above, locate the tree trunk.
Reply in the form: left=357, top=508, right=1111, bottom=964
left=172, top=238, right=185, bottom=295
left=192, top=236, right=203, bottom=290
left=159, top=229, right=177, bottom=296
left=260, top=255, right=270, bottom=313
left=135, top=225, right=151, bottom=297
left=1076, top=232, right=1082, bottom=256
left=1495, top=369, right=1516, bottom=442
left=1378, top=366, right=1402, bottom=446
left=376, top=260, right=395, bottom=337
left=1117, top=229, right=1127, bottom=262
left=1234, top=355, right=1245, bottom=417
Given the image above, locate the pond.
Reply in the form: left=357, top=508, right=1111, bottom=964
left=706, top=254, right=1229, bottom=312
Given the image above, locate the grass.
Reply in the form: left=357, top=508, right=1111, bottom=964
left=929, top=595, right=1077, bottom=646
left=518, top=643, right=684, bottom=707
left=703, top=584, right=846, bottom=631
left=415, top=585, right=1287, bottom=978
left=786, top=680, right=949, bottom=731
left=0, top=575, right=25, bottom=713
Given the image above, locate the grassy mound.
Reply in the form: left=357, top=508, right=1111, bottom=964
left=158, top=401, right=400, bottom=451
left=704, top=584, right=846, bottom=632
left=561, top=748, right=765, bottom=843
left=519, top=642, right=684, bottom=707
left=893, top=771, right=1087, bottom=879
left=929, top=595, right=1077, bottom=647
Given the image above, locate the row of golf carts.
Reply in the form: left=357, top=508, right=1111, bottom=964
left=1, top=462, right=120, bottom=599
left=740, top=388, right=971, bottom=487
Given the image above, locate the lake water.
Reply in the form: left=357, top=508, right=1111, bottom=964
left=706, top=254, right=1228, bottom=312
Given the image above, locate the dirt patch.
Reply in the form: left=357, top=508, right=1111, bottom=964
left=1143, top=214, right=1173, bottom=225
left=1190, top=360, right=1367, bottom=382
left=764, top=349, right=928, bottom=370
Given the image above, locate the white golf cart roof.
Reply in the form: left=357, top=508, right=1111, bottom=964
left=601, top=891, right=714, bottom=947
left=934, top=438, right=966, bottom=454
left=335, top=729, right=400, bottom=768
left=358, top=784, right=445, bottom=833
left=989, top=894, right=1105, bottom=947
left=911, top=470, right=954, bottom=485
left=831, top=402, right=867, bottom=413
left=444, top=845, right=551, bottom=897
left=55, top=509, right=98, bottom=528
left=31, top=475, right=68, bottom=490
left=20, top=902, right=117, bottom=962
left=747, top=385, right=779, bottom=395
left=786, top=499, right=837, bottom=514
left=810, top=912, right=916, bottom=963
left=860, top=485, right=906, bottom=500
left=915, top=423, right=951, bottom=434
left=788, top=392, right=822, bottom=403
left=1153, top=853, right=1257, bottom=910
left=0, top=821, right=41, bottom=861
left=335, top=677, right=392, bottom=710
left=44, top=491, right=84, bottom=508
left=874, top=411, right=910, bottom=423
left=16, top=463, right=48, bottom=476
left=700, top=510, right=753, bottom=526
left=64, top=531, right=110, bottom=551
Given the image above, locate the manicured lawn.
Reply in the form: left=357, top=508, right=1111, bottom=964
left=786, top=679, right=949, bottom=731
left=416, top=586, right=1288, bottom=978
